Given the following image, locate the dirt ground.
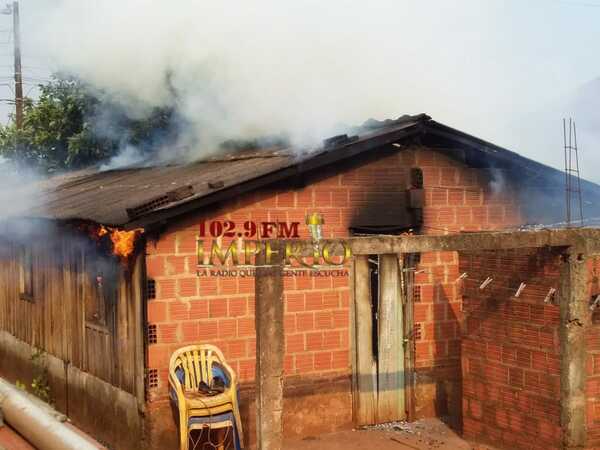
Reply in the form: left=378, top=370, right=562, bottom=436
left=284, top=418, right=497, bottom=450
left=0, top=424, right=35, bottom=450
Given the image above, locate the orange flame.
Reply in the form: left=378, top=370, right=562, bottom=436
left=109, top=228, right=141, bottom=259
left=87, top=224, right=143, bottom=262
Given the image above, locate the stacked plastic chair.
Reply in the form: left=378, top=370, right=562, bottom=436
left=169, top=344, right=244, bottom=450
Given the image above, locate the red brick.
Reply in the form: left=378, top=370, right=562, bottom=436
left=416, top=342, right=431, bottom=359
left=322, top=292, right=339, bottom=309
left=181, top=322, right=199, bottom=341
left=227, top=339, right=247, bottom=359
left=165, top=255, right=186, bottom=275
left=469, top=399, right=483, bottom=419
left=246, top=338, right=256, bottom=357
left=178, top=278, right=197, bottom=297
left=284, top=355, right=294, bottom=374
left=153, top=235, right=176, bottom=254
left=169, top=301, right=189, bottom=321
left=238, top=359, right=256, bottom=380
left=218, top=319, right=236, bottom=338
left=286, top=334, right=305, bottom=353
left=199, top=278, right=218, bottom=295
left=448, top=190, right=464, bottom=206
left=295, top=354, right=314, bottom=373
left=509, top=367, right=524, bottom=389
left=238, top=276, right=255, bottom=294
left=146, top=256, right=164, bottom=278
left=331, top=188, right=349, bottom=207
left=296, top=313, right=314, bottom=331
left=414, top=304, right=429, bottom=322
left=296, top=190, right=313, bottom=207
left=177, top=232, right=198, bottom=254
left=159, top=324, right=178, bottom=344
left=488, top=205, right=504, bottom=224
left=148, top=301, right=167, bottom=323
left=286, top=293, right=305, bottom=313
left=323, top=330, right=341, bottom=349
left=332, top=309, right=349, bottom=329
left=313, top=275, right=332, bottom=289
left=148, top=345, right=170, bottom=367
left=158, top=280, right=176, bottom=299
left=306, top=332, right=323, bottom=351
left=228, top=297, right=247, bottom=317
left=314, top=352, right=333, bottom=370
left=332, top=350, right=349, bottom=369
left=189, top=300, right=209, bottom=319
left=284, top=314, right=296, bottom=333
left=209, top=299, right=228, bottom=318
left=198, top=321, right=218, bottom=340
left=314, top=190, right=332, bottom=207
left=433, top=303, right=447, bottom=321
left=305, top=292, right=323, bottom=310
left=218, top=278, right=238, bottom=295
left=419, top=285, right=434, bottom=303
left=238, top=318, right=255, bottom=337
left=430, top=189, right=448, bottom=206
left=465, top=190, right=482, bottom=206
left=315, top=311, right=333, bottom=329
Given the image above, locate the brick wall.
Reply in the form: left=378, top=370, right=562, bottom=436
left=412, top=151, right=522, bottom=420
left=143, top=145, right=524, bottom=447
left=460, top=248, right=562, bottom=450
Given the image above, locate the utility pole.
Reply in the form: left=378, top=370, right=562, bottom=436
left=12, top=0, right=22, bottom=129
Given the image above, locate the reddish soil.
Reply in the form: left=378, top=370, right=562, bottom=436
left=284, top=418, right=497, bottom=450
left=0, top=424, right=36, bottom=450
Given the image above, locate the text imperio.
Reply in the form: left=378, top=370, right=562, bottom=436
left=196, top=239, right=351, bottom=268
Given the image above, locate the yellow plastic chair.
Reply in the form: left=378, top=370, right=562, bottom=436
left=169, top=344, right=244, bottom=450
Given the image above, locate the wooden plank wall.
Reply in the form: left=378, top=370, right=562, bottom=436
left=0, top=233, right=144, bottom=397
left=353, top=255, right=377, bottom=425
left=377, top=254, right=405, bottom=422
left=352, top=253, right=407, bottom=425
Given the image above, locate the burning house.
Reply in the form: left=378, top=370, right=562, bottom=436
left=2, top=113, right=600, bottom=449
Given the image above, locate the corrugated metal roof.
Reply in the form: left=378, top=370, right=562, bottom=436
left=11, top=113, right=600, bottom=228
left=20, top=152, right=296, bottom=225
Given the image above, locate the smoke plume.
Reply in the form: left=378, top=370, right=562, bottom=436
left=17, top=0, right=600, bottom=178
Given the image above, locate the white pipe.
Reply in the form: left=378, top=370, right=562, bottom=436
left=0, top=378, right=99, bottom=450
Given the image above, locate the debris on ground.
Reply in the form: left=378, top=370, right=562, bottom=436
left=285, top=418, right=498, bottom=450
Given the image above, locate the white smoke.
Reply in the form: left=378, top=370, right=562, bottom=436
left=0, top=156, right=58, bottom=241
left=17, top=0, right=600, bottom=176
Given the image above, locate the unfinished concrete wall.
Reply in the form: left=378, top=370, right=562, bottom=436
left=143, top=146, right=524, bottom=448
left=585, top=256, right=600, bottom=448
left=460, top=248, right=562, bottom=450
left=0, top=331, right=144, bottom=450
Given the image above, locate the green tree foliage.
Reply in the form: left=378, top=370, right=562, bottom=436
left=0, top=75, right=177, bottom=172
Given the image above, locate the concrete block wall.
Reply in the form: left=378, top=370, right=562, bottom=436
left=585, top=256, right=600, bottom=448
left=142, top=146, right=524, bottom=447
left=460, top=248, right=562, bottom=450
